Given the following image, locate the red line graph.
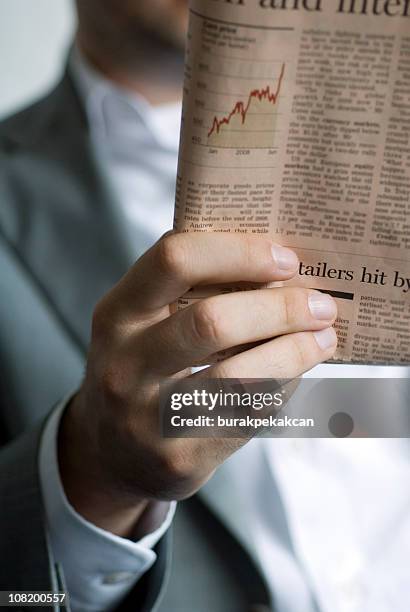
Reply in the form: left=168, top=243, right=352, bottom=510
left=207, top=63, right=285, bottom=138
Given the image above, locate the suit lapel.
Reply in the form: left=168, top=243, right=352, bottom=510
left=199, top=466, right=257, bottom=556
left=197, top=460, right=272, bottom=608
left=1, top=70, right=151, bottom=352
left=198, top=445, right=268, bottom=576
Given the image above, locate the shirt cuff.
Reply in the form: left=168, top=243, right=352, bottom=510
left=39, top=395, right=176, bottom=612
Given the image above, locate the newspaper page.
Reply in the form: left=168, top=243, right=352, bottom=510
left=174, top=0, right=410, bottom=364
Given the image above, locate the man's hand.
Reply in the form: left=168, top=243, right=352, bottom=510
left=58, top=233, right=337, bottom=537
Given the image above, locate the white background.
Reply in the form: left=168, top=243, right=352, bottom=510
left=0, top=0, right=75, bottom=119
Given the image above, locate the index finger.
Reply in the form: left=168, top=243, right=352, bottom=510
left=114, top=232, right=299, bottom=314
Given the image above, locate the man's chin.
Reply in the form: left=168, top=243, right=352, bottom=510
left=151, top=12, right=188, bottom=51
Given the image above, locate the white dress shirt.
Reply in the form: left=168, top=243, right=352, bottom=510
left=226, top=435, right=410, bottom=612
left=39, top=47, right=410, bottom=612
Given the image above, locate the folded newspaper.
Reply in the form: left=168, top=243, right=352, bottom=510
left=173, top=0, right=410, bottom=364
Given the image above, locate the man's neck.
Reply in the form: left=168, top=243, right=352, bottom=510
left=77, top=32, right=184, bottom=106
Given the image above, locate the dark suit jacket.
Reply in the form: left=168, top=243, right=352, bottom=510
left=0, top=70, right=274, bottom=612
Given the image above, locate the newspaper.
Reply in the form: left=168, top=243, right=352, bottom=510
left=173, top=0, right=410, bottom=365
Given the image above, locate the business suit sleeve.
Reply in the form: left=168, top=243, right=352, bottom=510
left=0, top=420, right=57, bottom=594
left=0, top=405, right=174, bottom=612
left=39, top=399, right=176, bottom=612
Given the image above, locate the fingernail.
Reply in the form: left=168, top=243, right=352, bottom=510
left=314, top=328, right=337, bottom=351
left=308, top=292, right=337, bottom=320
left=271, top=245, right=299, bottom=271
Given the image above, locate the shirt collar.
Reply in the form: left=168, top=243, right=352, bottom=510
left=69, top=45, right=181, bottom=152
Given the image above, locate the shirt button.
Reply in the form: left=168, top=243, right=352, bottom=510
left=102, top=571, right=135, bottom=585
